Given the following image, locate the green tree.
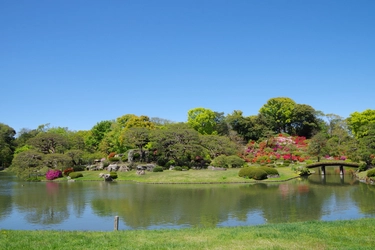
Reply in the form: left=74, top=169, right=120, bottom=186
left=259, top=97, right=296, bottom=134
left=199, top=134, right=237, bottom=159
left=357, top=124, right=375, bottom=166
left=98, top=115, right=155, bottom=154
left=15, top=128, right=40, bottom=148
left=150, top=128, right=201, bottom=165
left=65, top=149, right=85, bottom=166
left=226, top=111, right=271, bottom=142
left=0, top=123, right=16, bottom=168
left=43, top=153, right=72, bottom=169
left=28, top=132, right=69, bottom=154
left=213, top=112, right=230, bottom=136
left=290, top=104, right=319, bottom=138
left=86, top=120, right=113, bottom=151
left=187, top=107, right=217, bottom=135
left=308, top=132, right=328, bottom=162
left=121, top=127, right=151, bottom=162
left=9, top=150, right=43, bottom=179
left=347, top=109, right=375, bottom=139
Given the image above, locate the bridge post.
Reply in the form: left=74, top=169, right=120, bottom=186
left=321, top=165, right=325, bottom=175
left=339, top=165, right=344, bottom=175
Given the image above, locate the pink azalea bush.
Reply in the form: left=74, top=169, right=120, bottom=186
left=46, top=169, right=62, bottom=180
left=243, top=134, right=309, bottom=164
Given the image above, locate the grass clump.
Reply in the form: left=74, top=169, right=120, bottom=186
left=153, top=166, right=163, bottom=172
left=69, top=172, right=83, bottom=179
left=366, top=168, right=375, bottom=177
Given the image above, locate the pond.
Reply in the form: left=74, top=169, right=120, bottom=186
left=1, top=168, right=375, bottom=231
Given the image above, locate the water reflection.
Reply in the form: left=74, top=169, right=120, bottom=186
left=1, top=170, right=375, bottom=231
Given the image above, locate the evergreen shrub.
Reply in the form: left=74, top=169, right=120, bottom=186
left=109, top=172, right=118, bottom=179
left=109, top=157, right=120, bottom=162
left=260, top=166, right=279, bottom=176
left=69, top=172, right=83, bottom=179
left=153, top=167, right=163, bottom=172
left=252, top=168, right=268, bottom=180
left=359, top=162, right=367, bottom=172
left=367, top=169, right=375, bottom=177
left=174, top=166, right=182, bottom=171
left=238, top=167, right=255, bottom=178
left=73, top=165, right=85, bottom=171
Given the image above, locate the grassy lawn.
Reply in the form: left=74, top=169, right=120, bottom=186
left=60, top=166, right=300, bottom=184
left=1, top=218, right=374, bottom=249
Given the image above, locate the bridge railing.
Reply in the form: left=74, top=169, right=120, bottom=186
left=305, top=161, right=359, bottom=169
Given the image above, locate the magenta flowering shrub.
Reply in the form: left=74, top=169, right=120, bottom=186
left=46, top=169, right=62, bottom=180
left=243, top=134, right=309, bottom=164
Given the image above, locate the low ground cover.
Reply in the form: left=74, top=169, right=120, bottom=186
left=1, top=218, right=374, bottom=250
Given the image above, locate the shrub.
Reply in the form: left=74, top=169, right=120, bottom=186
left=109, top=172, right=118, bottom=179
left=174, top=166, right=182, bottom=171
left=165, top=160, right=176, bottom=168
left=69, top=172, right=83, bottom=179
left=63, top=167, right=74, bottom=176
left=133, top=152, right=140, bottom=160
left=153, top=166, right=164, bottom=172
left=182, top=166, right=189, bottom=171
left=211, top=155, right=228, bottom=168
left=260, top=166, right=279, bottom=176
left=121, top=154, right=128, bottom=162
left=109, top=157, right=120, bottom=162
left=298, top=167, right=311, bottom=176
left=46, top=169, right=62, bottom=180
left=367, top=169, right=375, bottom=177
left=238, top=167, right=256, bottom=178
left=226, top=155, right=246, bottom=168
left=73, top=165, right=85, bottom=171
left=359, top=162, right=367, bottom=172
left=252, top=168, right=268, bottom=180
left=108, top=152, right=116, bottom=158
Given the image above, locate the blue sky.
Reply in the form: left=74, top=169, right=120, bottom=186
left=1, top=0, right=374, bottom=134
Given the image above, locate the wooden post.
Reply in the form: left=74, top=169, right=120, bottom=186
left=321, top=165, right=325, bottom=175
left=339, top=165, right=344, bottom=175
left=114, top=216, right=119, bottom=231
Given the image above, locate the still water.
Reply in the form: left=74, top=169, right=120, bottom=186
left=1, top=168, right=375, bottom=231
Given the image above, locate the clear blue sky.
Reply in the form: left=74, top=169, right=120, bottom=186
left=1, top=0, right=374, bottom=134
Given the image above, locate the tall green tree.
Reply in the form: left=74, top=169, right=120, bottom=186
left=187, top=107, right=217, bottom=135
left=86, top=120, right=113, bottom=151
left=259, top=97, right=296, bottom=134
left=308, top=132, right=328, bottom=162
left=357, top=123, right=375, bottom=166
left=290, top=104, right=319, bottom=138
left=226, top=111, right=271, bottom=142
left=347, top=109, right=375, bottom=139
left=0, top=123, right=16, bottom=168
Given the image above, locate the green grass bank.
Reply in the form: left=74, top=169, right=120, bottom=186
left=58, top=167, right=300, bottom=183
left=1, top=218, right=375, bottom=250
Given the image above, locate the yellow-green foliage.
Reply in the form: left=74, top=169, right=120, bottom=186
left=69, top=172, right=83, bottom=179
left=366, top=168, right=375, bottom=177
left=260, top=166, right=279, bottom=175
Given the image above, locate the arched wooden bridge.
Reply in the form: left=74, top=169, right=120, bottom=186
left=305, top=161, right=360, bottom=175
